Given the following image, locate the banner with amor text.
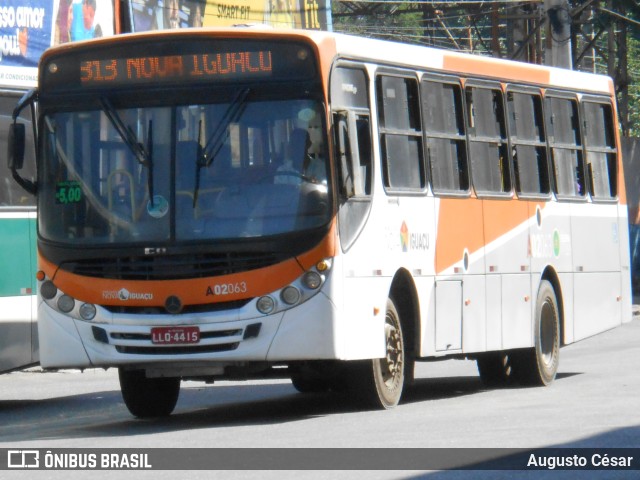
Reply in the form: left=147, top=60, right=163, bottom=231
left=0, top=0, right=114, bottom=88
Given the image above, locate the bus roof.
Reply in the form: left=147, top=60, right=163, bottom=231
left=328, top=31, right=613, bottom=96
left=39, top=27, right=615, bottom=97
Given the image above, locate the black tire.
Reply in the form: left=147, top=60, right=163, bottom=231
left=350, top=297, right=406, bottom=409
left=477, top=352, right=516, bottom=387
left=518, top=280, right=560, bottom=386
left=118, top=368, right=181, bottom=418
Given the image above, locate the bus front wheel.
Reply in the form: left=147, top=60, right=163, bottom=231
left=118, top=368, right=181, bottom=418
left=351, top=297, right=406, bottom=409
left=518, top=280, right=560, bottom=386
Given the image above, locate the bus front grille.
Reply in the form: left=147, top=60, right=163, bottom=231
left=115, top=343, right=240, bottom=355
left=102, top=299, right=252, bottom=315
left=61, top=251, right=285, bottom=280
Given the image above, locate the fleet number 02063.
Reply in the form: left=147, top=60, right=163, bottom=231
left=206, top=282, right=248, bottom=296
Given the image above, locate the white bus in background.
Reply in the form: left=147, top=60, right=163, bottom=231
left=0, top=87, right=37, bottom=373
left=0, top=0, right=117, bottom=373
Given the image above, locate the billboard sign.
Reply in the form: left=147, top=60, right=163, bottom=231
left=129, top=0, right=331, bottom=32
left=0, top=0, right=115, bottom=88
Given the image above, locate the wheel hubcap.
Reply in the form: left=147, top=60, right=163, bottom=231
left=539, top=300, right=557, bottom=366
left=382, top=317, right=403, bottom=388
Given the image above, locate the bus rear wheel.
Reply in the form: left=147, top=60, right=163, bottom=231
left=118, top=368, right=181, bottom=418
left=518, top=280, right=560, bottom=386
left=351, top=297, right=405, bottom=409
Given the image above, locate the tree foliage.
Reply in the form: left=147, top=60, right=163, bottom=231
left=627, top=35, right=639, bottom=137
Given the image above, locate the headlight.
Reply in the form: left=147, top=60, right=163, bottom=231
left=40, top=280, right=57, bottom=300
left=39, top=276, right=100, bottom=322
left=79, top=303, right=97, bottom=321
left=281, top=286, right=301, bottom=305
left=302, top=271, right=322, bottom=290
left=57, top=295, right=75, bottom=313
left=256, top=296, right=275, bottom=314
left=254, top=257, right=333, bottom=315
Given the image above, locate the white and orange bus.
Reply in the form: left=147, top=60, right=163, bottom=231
left=8, top=27, right=631, bottom=417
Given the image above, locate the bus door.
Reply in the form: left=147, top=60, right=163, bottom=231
left=332, top=64, right=390, bottom=359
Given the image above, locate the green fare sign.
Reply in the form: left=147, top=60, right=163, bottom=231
left=55, top=180, right=83, bottom=204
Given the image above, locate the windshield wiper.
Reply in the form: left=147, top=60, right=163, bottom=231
left=193, top=88, right=250, bottom=207
left=100, top=97, right=155, bottom=206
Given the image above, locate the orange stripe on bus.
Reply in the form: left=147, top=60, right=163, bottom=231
left=39, top=253, right=304, bottom=307
left=435, top=197, right=484, bottom=273
left=435, top=198, right=538, bottom=274
left=482, top=199, right=530, bottom=246
left=443, top=55, right=550, bottom=85
left=612, top=99, right=627, bottom=207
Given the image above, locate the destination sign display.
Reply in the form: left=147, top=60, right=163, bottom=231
left=79, top=51, right=273, bottom=86
left=40, top=38, right=317, bottom=91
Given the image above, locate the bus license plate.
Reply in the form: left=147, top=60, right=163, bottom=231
left=151, top=326, right=200, bottom=345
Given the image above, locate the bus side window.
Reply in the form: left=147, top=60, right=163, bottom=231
left=507, top=90, right=550, bottom=197
left=466, top=85, right=511, bottom=196
left=546, top=96, right=585, bottom=199
left=334, top=111, right=371, bottom=200
left=421, top=78, right=469, bottom=194
left=582, top=101, right=617, bottom=199
left=377, top=75, right=425, bottom=192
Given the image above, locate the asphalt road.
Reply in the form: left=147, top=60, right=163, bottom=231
left=1, top=314, right=639, bottom=480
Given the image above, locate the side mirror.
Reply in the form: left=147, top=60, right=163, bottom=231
left=8, top=122, right=26, bottom=170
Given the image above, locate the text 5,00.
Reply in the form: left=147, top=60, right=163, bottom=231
left=206, top=282, right=248, bottom=296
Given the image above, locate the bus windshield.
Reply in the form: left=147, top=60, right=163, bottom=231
left=39, top=96, right=331, bottom=245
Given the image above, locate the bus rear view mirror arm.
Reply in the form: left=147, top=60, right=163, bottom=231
left=8, top=122, right=36, bottom=195
left=8, top=122, right=25, bottom=171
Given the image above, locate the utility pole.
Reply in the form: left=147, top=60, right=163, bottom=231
left=544, top=0, right=573, bottom=68
left=506, top=2, right=544, bottom=64
left=507, top=3, right=527, bottom=61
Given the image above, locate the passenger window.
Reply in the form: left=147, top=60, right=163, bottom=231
left=583, top=101, right=617, bottom=199
left=546, top=96, right=585, bottom=198
left=507, top=91, right=550, bottom=196
left=466, top=86, right=510, bottom=195
left=377, top=75, right=425, bottom=192
left=421, top=79, right=469, bottom=193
